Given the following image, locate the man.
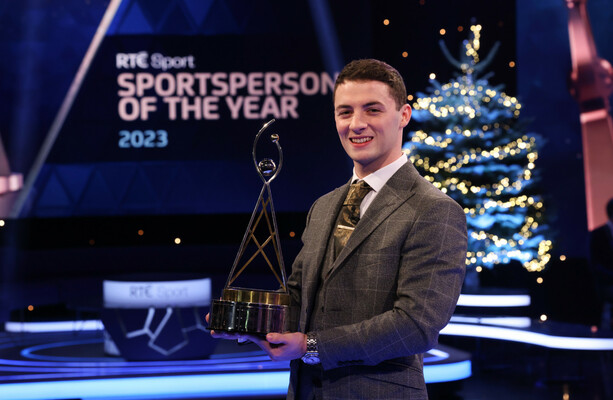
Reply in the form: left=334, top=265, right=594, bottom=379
left=212, top=59, right=467, bottom=399
left=589, top=198, right=613, bottom=328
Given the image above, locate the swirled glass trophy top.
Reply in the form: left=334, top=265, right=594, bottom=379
left=208, top=119, right=293, bottom=336
left=252, top=119, right=283, bottom=184
left=258, top=158, right=276, bottom=177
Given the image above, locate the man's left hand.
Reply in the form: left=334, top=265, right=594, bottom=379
left=250, top=332, right=307, bottom=361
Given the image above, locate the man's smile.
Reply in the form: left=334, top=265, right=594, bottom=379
left=350, top=136, right=373, bottom=144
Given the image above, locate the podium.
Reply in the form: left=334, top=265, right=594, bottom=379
left=102, top=277, right=216, bottom=360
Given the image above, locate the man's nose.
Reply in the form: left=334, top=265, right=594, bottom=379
left=349, top=113, right=367, bottom=132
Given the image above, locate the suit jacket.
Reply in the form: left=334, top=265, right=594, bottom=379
left=286, top=162, right=467, bottom=400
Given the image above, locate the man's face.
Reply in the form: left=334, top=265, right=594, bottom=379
left=334, top=80, right=411, bottom=178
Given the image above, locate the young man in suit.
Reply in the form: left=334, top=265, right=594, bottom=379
left=589, top=198, right=613, bottom=328
left=212, top=59, right=467, bottom=399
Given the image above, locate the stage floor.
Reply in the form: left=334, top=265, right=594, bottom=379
left=0, top=329, right=471, bottom=399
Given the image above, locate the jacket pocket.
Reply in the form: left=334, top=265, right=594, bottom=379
left=362, top=361, right=425, bottom=390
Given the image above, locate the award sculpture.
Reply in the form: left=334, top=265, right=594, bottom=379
left=208, top=119, right=292, bottom=335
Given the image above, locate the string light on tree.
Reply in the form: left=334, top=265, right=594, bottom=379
left=403, top=25, right=552, bottom=273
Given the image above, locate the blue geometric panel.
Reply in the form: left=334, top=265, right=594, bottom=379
left=107, top=0, right=302, bottom=36
left=35, top=170, right=73, bottom=210
left=119, top=167, right=158, bottom=212
left=161, top=163, right=204, bottom=213
left=54, top=164, right=94, bottom=203
left=135, top=0, right=174, bottom=28
left=96, top=163, right=138, bottom=206
left=139, top=162, right=179, bottom=206
left=27, top=161, right=277, bottom=217
left=182, top=0, right=215, bottom=27
left=198, top=1, right=240, bottom=35
left=109, top=0, right=154, bottom=35
left=77, top=169, right=118, bottom=214
left=158, top=3, right=199, bottom=35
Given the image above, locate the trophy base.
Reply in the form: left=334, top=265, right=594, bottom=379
left=208, top=288, right=292, bottom=335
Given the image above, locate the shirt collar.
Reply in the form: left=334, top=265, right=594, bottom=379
left=351, top=153, right=408, bottom=192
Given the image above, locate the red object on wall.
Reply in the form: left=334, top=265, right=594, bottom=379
left=0, top=133, right=23, bottom=217
left=566, top=0, right=613, bottom=231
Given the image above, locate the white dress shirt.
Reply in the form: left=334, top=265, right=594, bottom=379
left=351, top=153, right=408, bottom=217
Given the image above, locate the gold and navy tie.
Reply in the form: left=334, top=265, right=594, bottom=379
left=333, top=180, right=372, bottom=259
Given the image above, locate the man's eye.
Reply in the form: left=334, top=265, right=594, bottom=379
left=367, top=108, right=381, bottom=113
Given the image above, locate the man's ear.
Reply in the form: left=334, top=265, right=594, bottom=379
left=400, top=104, right=412, bottom=128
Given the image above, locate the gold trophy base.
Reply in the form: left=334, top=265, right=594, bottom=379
left=208, top=288, right=292, bottom=336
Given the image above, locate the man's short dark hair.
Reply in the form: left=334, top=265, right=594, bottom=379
left=607, top=198, right=613, bottom=220
left=334, top=59, right=407, bottom=110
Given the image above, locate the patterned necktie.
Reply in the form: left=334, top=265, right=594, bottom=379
left=333, top=180, right=372, bottom=259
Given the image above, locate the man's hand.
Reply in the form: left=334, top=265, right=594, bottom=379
left=205, top=312, right=247, bottom=341
left=254, top=332, right=308, bottom=361
left=206, top=313, right=307, bottom=361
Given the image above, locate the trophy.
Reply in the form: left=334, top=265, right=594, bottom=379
left=208, top=119, right=292, bottom=335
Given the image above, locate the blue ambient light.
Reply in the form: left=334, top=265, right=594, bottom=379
left=0, top=371, right=290, bottom=400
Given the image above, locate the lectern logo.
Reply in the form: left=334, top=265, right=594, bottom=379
left=129, top=285, right=153, bottom=298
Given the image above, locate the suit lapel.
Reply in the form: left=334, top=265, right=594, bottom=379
left=302, top=182, right=350, bottom=295
left=330, top=163, right=420, bottom=273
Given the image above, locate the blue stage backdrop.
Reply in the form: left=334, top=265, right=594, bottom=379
left=9, top=0, right=610, bottom=259
left=8, top=0, right=355, bottom=218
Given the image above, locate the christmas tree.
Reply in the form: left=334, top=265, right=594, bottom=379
left=403, top=24, right=552, bottom=273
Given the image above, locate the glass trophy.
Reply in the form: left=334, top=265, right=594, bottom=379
left=208, top=119, right=293, bottom=335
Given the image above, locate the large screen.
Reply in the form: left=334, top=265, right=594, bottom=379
left=4, top=0, right=358, bottom=219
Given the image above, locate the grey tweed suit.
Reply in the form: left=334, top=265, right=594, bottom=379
left=286, top=161, right=467, bottom=400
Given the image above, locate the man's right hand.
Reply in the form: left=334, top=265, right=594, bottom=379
left=205, top=313, right=306, bottom=361
left=205, top=312, right=250, bottom=341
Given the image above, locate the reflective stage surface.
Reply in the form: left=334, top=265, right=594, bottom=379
left=0, top=329, right=471, bottom=399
